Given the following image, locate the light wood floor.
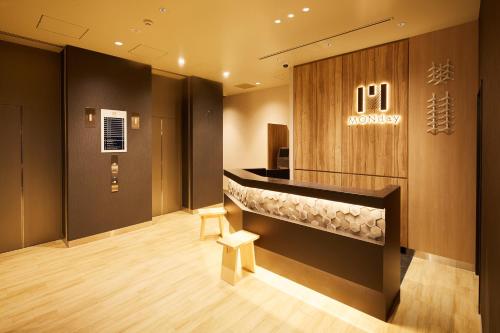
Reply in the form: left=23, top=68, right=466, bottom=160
left=0, top=211, right=481, bottom=332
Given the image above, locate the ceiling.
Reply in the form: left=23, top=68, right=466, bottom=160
left=0, top=0, right=479, bottom=95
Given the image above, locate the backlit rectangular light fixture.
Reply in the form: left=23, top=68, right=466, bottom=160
left=380, top=83, right=389, bottom=111
left=85, top=107, right=96, bottom=127
left=131, top=113, right=140, bottom=129
left=368, top=84, right=376, bottom=96
left=357, top=86, right=365, bottom=113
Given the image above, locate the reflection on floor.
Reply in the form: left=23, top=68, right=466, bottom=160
left=0, top=211, right=481, bottom=332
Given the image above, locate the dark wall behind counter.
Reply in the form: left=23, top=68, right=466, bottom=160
left=64, top=46, right=152, bottom=241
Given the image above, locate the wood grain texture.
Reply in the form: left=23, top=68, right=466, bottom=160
left=293, top=63, right=316, bottom=170
left=267, top=123, right=289, bottom=169
left=408, top=22, right=478, bottom=264
left=0, top=211, right=481, bottom=332
left=293, top=40, right=409, bottom=246
left=342, top=40, right=408, bottom=178
left=316, top=57, right=343, bottom=172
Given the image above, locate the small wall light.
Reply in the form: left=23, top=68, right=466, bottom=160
left=131, top=113, right=140, bottom=129
left=85, top=107, right=96, bottom=127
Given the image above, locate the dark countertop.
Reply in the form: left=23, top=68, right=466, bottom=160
left=224, top=169, right=400, bottom=209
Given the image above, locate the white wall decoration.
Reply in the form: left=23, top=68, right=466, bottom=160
left=426, top=59, right=455, bottom=135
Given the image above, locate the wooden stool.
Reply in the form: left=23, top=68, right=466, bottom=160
left=199, top=207, right=227, bottom=240
left=216, top=230, right=260, bottom=285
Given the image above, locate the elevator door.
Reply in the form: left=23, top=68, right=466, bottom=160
left=0, top=105, right=23, bottom=253
left=152, top=116, right=181, bottom=217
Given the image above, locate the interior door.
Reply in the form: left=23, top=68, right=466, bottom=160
left=0, top=105, right=23, bottom=253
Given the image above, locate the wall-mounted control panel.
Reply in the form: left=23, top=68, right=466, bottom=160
left=111, top=155, right=119, bottom=193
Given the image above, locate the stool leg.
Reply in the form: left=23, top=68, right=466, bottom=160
left=219, top=216, right=225, bottom=237
left=241, top=242, right=256, bottom=273
left=221, top=246, right=240, bottom=285
left=200, top=217, right=206, bottom=240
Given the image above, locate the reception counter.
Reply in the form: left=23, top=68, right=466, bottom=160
left=223, top=169, right=401, bottom=321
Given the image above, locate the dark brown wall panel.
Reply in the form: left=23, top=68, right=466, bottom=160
left=182, top=77, right=223, bottom=210
left=480, top=0, right=500, bottom=331
left=0, top=40, right=62, bottom=249
left=64, top=46, right=152, bottom=241
left=0, top=105, right=22, bottom=253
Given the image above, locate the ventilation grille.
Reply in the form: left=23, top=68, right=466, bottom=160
left=101, top=109, right=127, bottom=153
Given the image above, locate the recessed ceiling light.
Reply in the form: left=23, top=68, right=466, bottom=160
left=159, top=7, right=167, bottom=13
left=178, top=57, right=185, bottom=67
left=114, top=41, right=124, bottom=46
left=256, top=82, right=261, bottom=85
left=302, top=7, right=310, bottom=13
left=397, top=21, right=406, bottom=27
left=274, top=19, right=281, bottom=24
left=130, top=27, right=141, bottom=33
left=287, top=13, right=295, bottom=18
left=223, top=71, right=230, bottom=78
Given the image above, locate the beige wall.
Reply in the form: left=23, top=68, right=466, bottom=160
left=223, top=85, right=290, bottom=169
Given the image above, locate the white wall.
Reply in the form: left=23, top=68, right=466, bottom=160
left=223, top=85, right=290, bottom=169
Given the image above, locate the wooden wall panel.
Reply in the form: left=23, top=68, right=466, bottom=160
left=342, top=40, right=408, bottom=178
left=267, top=123, right=289, bottom=169
left=293, top=170, right=317, bottom=183
left=293, top=40, right=409, bottom=246
left=408, top=22, right=478, bottom=264
left=293, top=63, right=316, bottom=170
left=316, top=57, right=343, bottom=172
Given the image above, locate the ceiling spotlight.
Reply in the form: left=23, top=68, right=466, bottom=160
left=287, top=13, right=295, bottom=18
left=302, top=7, right=310, bottom=12
left=223, top=71, right=230, bottom=78
left=143, top=18, right=154, bottom=26
left=274, top=19, right=281, bottom=24
left=178, top=57, right=185, bottom=67
left=255, top=82, right=261, bottom=85
left=397, top=21, right=406, bottom=27
left=159, top=7, right=167, bottom=13
left=114, top=41, right=124, bottom=46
